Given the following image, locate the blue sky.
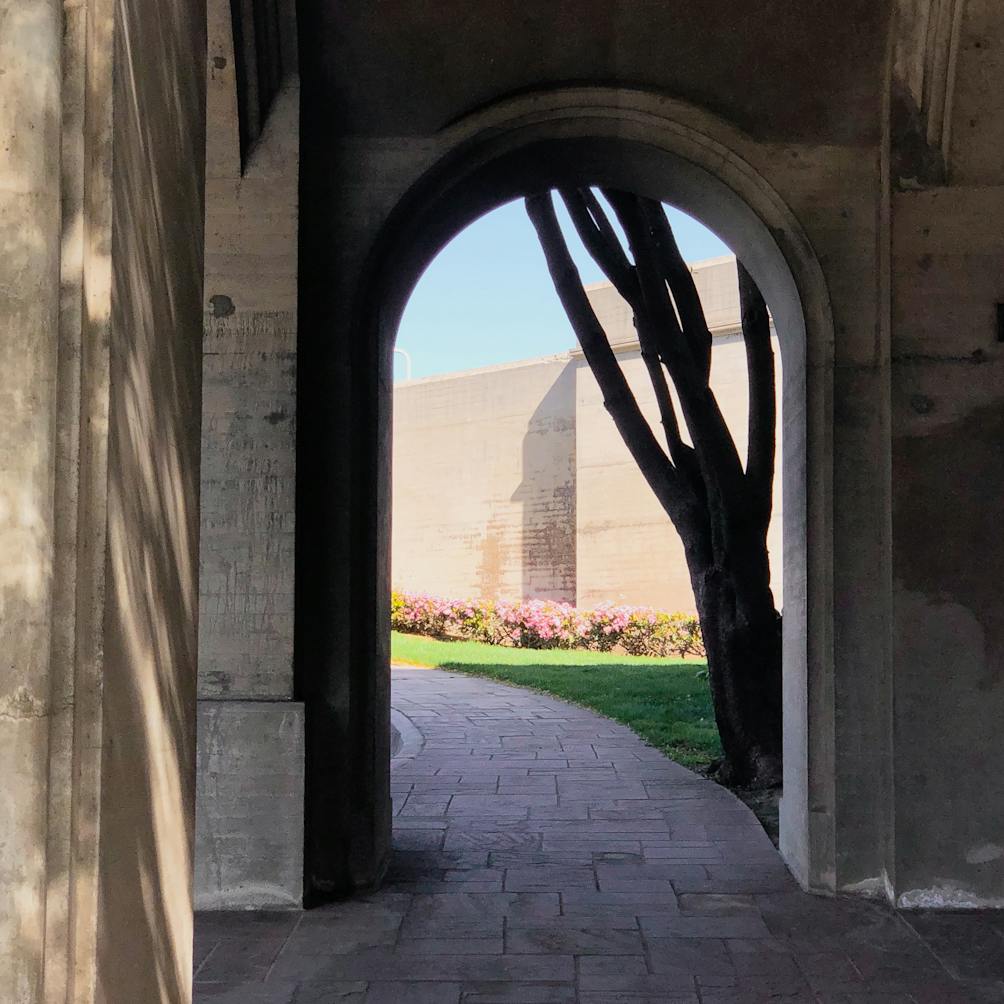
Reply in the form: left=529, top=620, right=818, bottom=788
left=394, top=196, right=731, bottom=381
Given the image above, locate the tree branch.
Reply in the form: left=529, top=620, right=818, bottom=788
left=561, top=188, right=700, bottom=489
left=602, top=190, right=691, bottom=376
left=559, top=189, right=639, bottom=306
left=603, top=190, right=749, bottom=559
left=638, top=344, right=699, bottom=477
left=524, top=192, right=697, bottom=529
left=639, top=198, right=714, bottom=382
left=738, top=261, right=776, bottom=523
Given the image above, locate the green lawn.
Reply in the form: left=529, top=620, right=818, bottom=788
left=391, top=631, right=720, bottom=771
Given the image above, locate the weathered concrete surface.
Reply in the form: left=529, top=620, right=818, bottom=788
left=194, top=0, right=303, bottom=910
left=193, top=669, right=1004, bottom=1001
left=316, top=2, right=889, bottom=145
left=888, top=180, right=1004, bottom=904
left=944, top=0, right=1004, bottom=188
left=196, top=702, right=305, bottom=910
left=0, top=3, right=62, bottom=1000
left=199, top=0, right=298, bottom=701
left=849, top=0, right=1004, bottom=910
left=1, top=0, right=206, bottom=998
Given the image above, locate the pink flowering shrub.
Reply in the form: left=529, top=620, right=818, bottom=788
left=389, top=592, right=477, bottom=640
left=620, top=609, right=705, bottom=659
left=390, top=590, right=704, bottom=658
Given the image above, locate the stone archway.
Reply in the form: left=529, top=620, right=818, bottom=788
left=295, top=88, right=837, bottom=904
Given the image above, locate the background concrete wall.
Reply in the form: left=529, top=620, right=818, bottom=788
left=392, top=257, right=784, bottom=614
left=393, top=356, right=577, bottom=603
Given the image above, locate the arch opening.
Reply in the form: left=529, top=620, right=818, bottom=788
left=297, top=95, right=835, bottom=901
left=391, top=190, right=774, bottom=770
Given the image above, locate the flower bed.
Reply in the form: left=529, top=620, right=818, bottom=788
left=390, top=590, right=704, bottom=659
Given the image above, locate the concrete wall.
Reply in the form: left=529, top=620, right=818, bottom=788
left=886, top=0, right=1004, bottom=908
left=392, top=258, right=783, bottom=615
left=0, top=0, right=207, bottom=999
left=195, top=703, right=304, bottom=909
left=392, top=356, right=576, bottom=603
left=195, top=0, right=304, bottom=909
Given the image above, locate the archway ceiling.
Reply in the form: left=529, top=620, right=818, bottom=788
left=304, top=0, right=892, bottom=144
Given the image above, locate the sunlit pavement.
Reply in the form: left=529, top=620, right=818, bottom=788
left=194, top=666, right=1004, bottom=1003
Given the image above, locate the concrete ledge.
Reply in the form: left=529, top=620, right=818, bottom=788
left=195, top=699, right=304, bottom=910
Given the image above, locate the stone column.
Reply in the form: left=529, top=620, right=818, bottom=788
left=0, top=2, right=62, bottom=1000
left=194, top=0, right=304, bottom=910
left=0, top=0, right=207, bottom=998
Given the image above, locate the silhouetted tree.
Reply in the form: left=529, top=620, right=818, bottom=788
left=526, top=189, right=781, bottom=788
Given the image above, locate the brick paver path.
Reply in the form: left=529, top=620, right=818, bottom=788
left=194, top=667, right=1004, bottom=1002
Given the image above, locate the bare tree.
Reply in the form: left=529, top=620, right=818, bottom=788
left=526, top=189, right=781, bottom=789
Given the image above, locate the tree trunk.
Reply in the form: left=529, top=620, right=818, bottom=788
left=525, top=188, right=784, bottom=789
left=688, top=538, right=782, bottom=789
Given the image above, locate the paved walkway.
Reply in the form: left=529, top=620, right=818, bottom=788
left=195, top=667, right=1004, bottom=1003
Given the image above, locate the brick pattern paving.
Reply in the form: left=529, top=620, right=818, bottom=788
left=194, top=667, right=1004, bottom=1003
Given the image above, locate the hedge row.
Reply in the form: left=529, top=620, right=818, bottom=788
left=391, top=591, right=705, bottom=658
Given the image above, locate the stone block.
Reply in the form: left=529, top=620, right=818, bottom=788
left=195, top=700, right=305, bottom=909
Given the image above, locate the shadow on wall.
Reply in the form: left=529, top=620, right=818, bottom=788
left=92, top=0, right=205, bottom=1000
left=511, top=362, right=577, bottom=602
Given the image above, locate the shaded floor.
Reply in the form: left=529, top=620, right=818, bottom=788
left=195, top=667, right=1004, bottom=1002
